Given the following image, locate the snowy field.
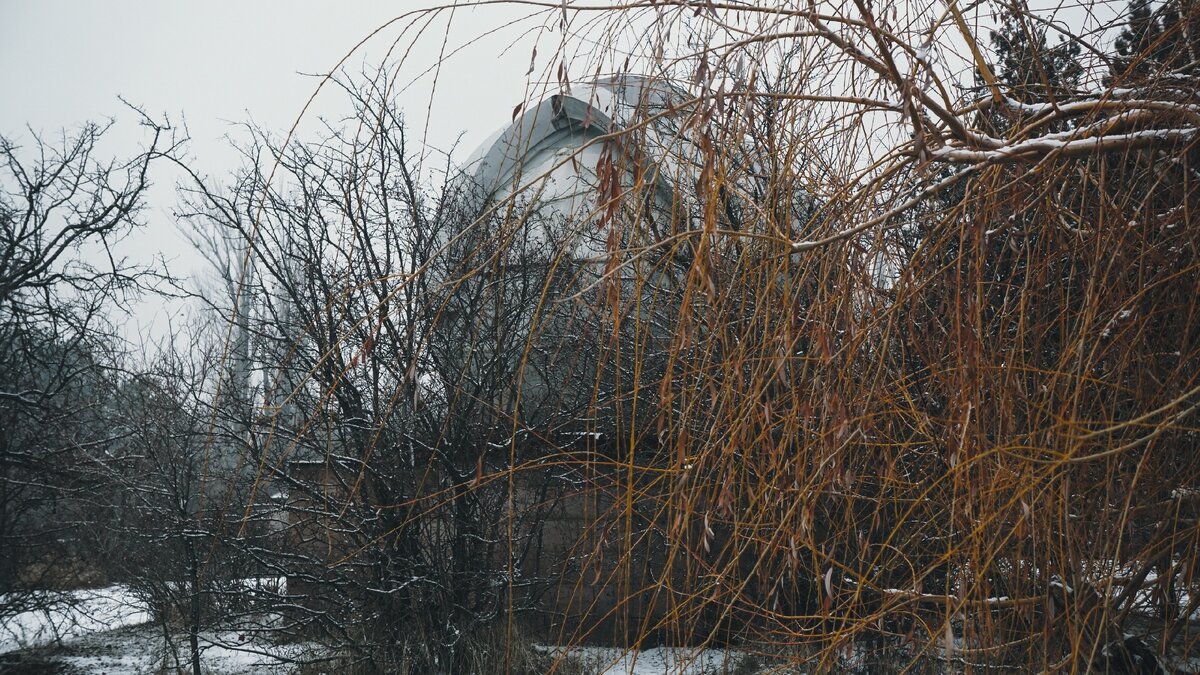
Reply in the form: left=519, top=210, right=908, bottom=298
left=0, top=585, right=757, bottom=673
left=544, top=645, right=754, bottom=674
left=2, top=578, right=1195, bottom=673
left=0, top=585, right=307, bottom=674
left=0, top=585, right=149, bottom=655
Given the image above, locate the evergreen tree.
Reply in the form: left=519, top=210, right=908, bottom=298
left=1113, top=0, right=1200, bottom=80
left=990, top=7, right=1083, bottom=104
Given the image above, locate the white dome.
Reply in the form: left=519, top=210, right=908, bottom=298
left=459, top=74, right=691, bottom=220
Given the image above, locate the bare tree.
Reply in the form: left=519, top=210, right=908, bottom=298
left=172, top=73, right=593, bottom=673
left=0, top=117, right=178, bottom=621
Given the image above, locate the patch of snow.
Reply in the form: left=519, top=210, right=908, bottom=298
left=6, top=608, right=320, bottom=674
left=547, top=646, right=746, bottom=674
left=193, top=630, right=316, bottom=674
left=0, top=585, right=150, bottom=655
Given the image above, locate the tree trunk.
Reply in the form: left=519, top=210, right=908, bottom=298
left=186, top=540, right=203, bottom=675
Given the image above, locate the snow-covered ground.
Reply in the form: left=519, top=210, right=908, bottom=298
left=1, top=583, right=312, bottom=674
left=547, top=645, right=756, bottom=674
left=51, top=625, right=310, bottom=675
left=2, top=581, right=763, bottom=674
left=0, top=585, right=150, bottom=655
left=3, top=578, right=1194, bottom=673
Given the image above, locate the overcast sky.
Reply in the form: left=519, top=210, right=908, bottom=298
left=0, top=1, right=571, bottom=344
left=0, top=1, right=560, bottom=157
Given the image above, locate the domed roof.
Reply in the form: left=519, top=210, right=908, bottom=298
left=460, top=74, right=690, bottom=212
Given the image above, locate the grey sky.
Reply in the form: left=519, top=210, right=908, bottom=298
left=0, top=1, right=562, bottom=343
left=0, top=2, right=554, bottom=156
